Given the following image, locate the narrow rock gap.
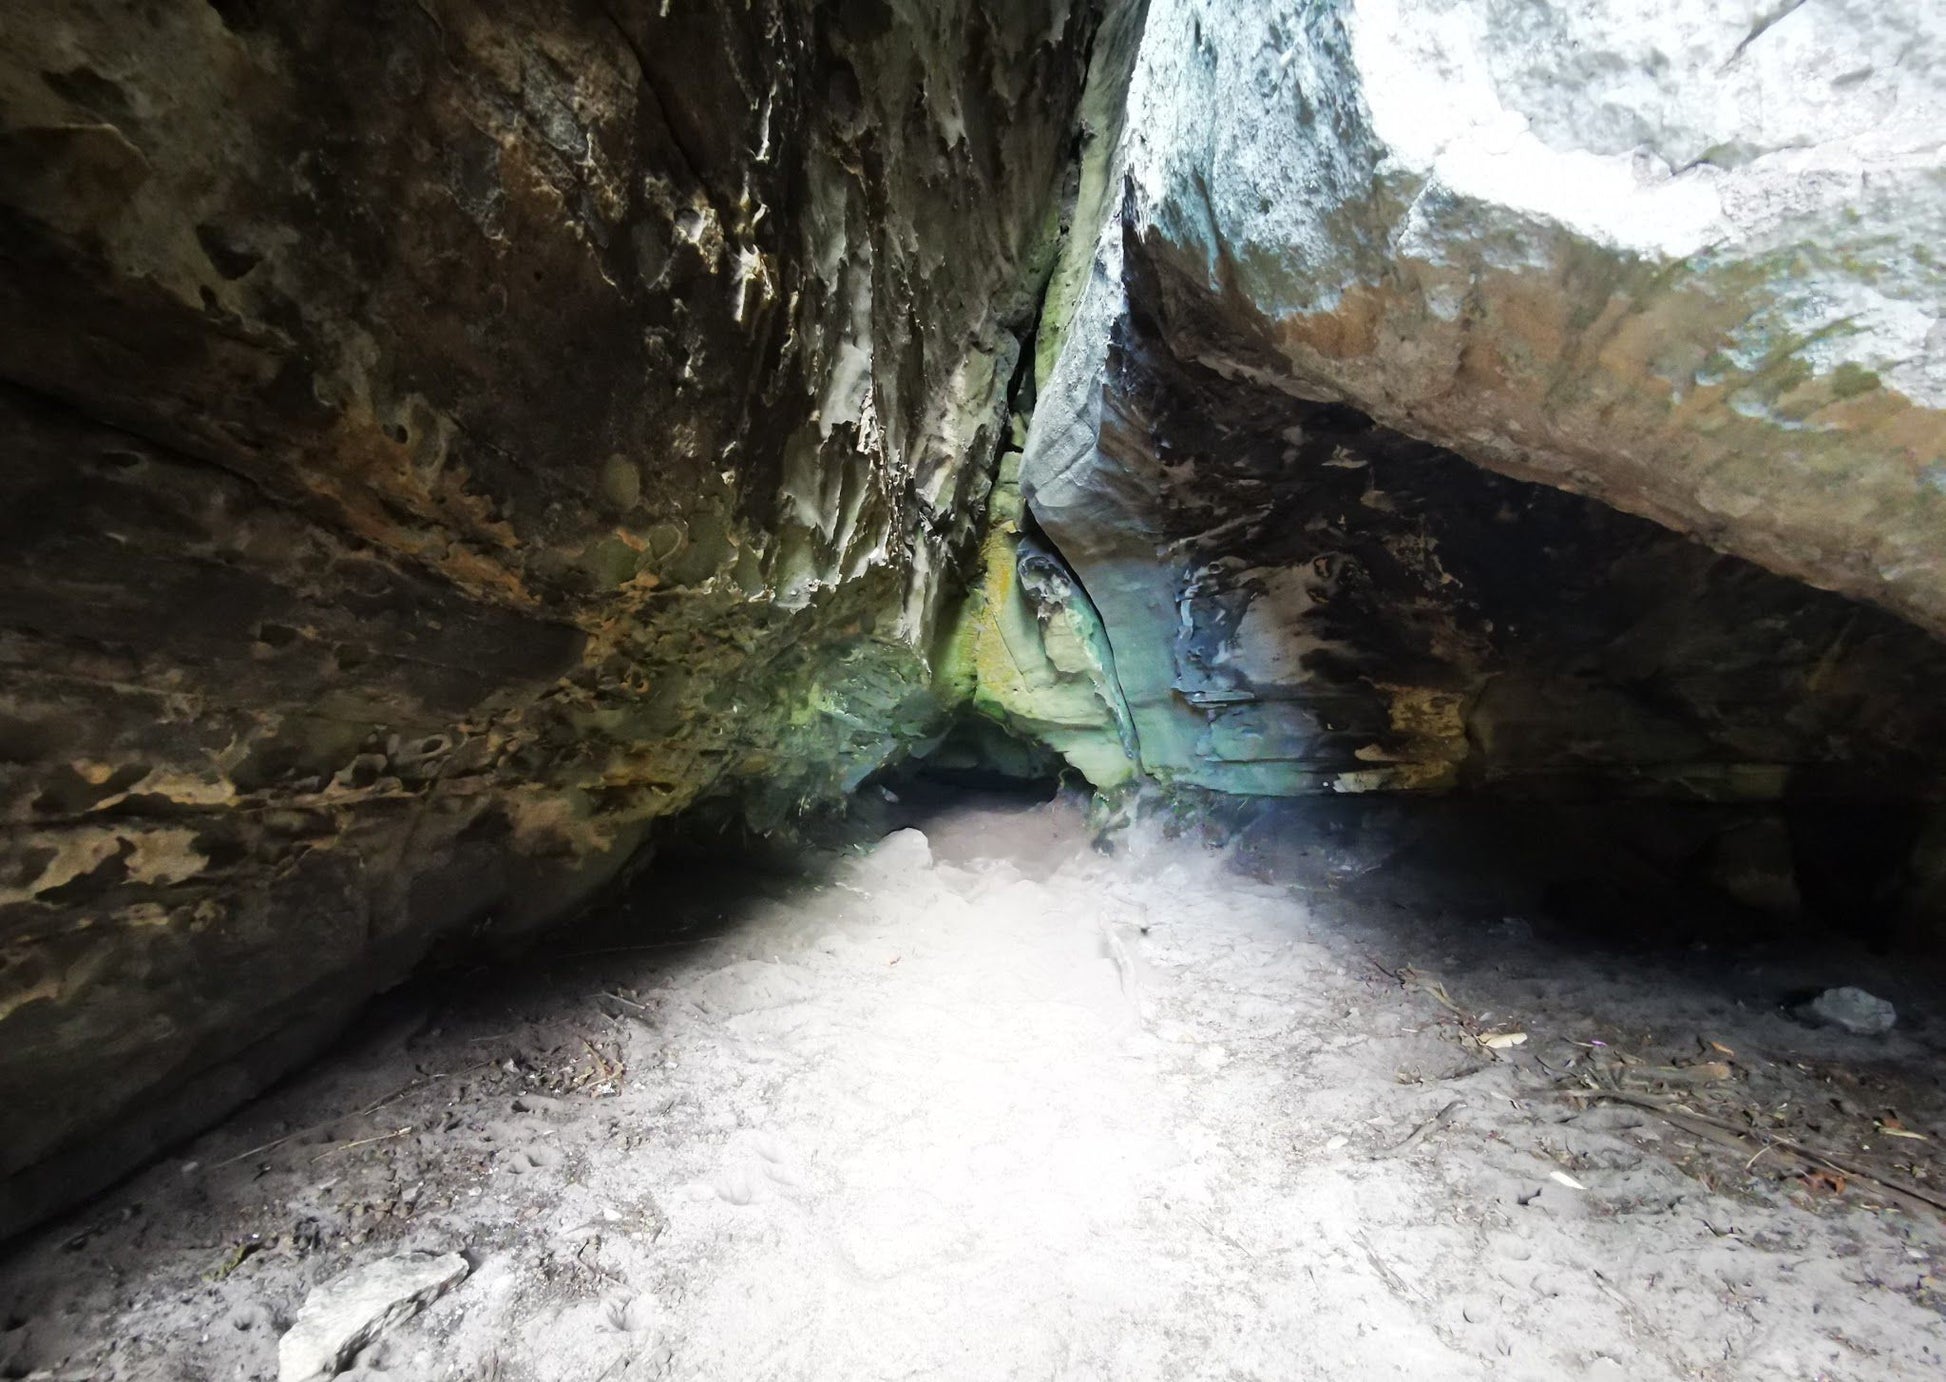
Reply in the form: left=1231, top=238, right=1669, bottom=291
left=5, top=1, right=1946, bottom=1378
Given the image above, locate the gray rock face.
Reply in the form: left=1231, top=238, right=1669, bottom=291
left=1030, top=307, right=1946, bottom=799
left=278, top=1251, right=470, bottom=1382
left=1016, top=0, right=1946, bottom=802
left=0, top=0, right=1100, bottom=1235
left=1045, top=0, right=1946, bottom=635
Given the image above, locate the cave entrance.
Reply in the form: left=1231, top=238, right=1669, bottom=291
left=884, top=712, right=1071, bottom=802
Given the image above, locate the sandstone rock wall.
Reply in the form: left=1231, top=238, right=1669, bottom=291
left=1017, top=0, right=1946, bottom=800
left=0, top=0, right=1099, bottom=1235
left=8, top=0, right=1946, bottom=1243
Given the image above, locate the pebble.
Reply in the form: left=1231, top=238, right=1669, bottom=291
left=1796, top=986, right=1897, bottom=1036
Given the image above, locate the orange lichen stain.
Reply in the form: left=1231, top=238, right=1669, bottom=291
left=1374, top=683, right=1469, bottom=742
left=1791, top=377, right=1941, bottom=463
left=102, top=767, right=236, bottom=809
left=1, top=825, right=206, bottom=907
left=1329, top=684, right=1471, bottom=795
left=114, top=903, right=173, bottom=929
left=124, top=828, right=209, bottom=886
left=1269, top=283, right=1386, bottom=362
left=504, top=788, right=615, bottom=856
left=1330, top=760, right=1458, bottom=794
left=1248, top=254, right=1946, bottom=642
left=1, top=831, right=122, bottom=906
left=294, top=416, right=540, bottom=611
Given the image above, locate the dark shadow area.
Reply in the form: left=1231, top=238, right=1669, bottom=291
left=890, top=713, right=1072, bottom=797
left=1214, top=794, right=1946, bottom=1049
left=1221, top=797, right=1937, bottom=953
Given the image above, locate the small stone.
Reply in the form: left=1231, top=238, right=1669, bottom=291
left=1796, top=986, right=1897, bottom=1036
left=873, top=828, right=933, bottom=870
left=277, top=1251, right=469, bottom=1382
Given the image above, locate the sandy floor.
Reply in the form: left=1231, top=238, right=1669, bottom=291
left=3, top=792, right=1945, bottom=1380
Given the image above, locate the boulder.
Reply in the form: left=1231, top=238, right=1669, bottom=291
left=0, top=0, right=1101, bottom=1235
left=1016, top=0, right=1946, bottom=801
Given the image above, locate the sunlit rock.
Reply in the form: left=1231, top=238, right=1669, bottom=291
left=1023, top=0, right=1946, bottom=798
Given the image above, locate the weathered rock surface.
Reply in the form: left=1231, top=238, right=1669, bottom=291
left=1016, top=0, right=1946, bottom=802
left=1029, top=312, right=1946, bottom=801
left=278, top=1251, right=469, bottom=1382
left=1040, top=0, right=1946, bottom=632
left=0, top=0, right=1099, bottom=1234
left=941, top=440, right=1139, bottom=789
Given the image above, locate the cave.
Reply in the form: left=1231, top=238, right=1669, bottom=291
left=4, top=1, right=1946, bottom=1378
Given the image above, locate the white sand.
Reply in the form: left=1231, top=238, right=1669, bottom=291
left=3, top=793, right=1943, bottom=1380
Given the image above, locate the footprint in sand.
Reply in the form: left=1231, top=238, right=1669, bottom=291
left=751, top=1132, right=806, bottom=1188
left=707, top=1135, right=807, bottom=1203
left=506, top=1143, right=564, bottom=1175
left=712, top=1165, right=760, bottom=1205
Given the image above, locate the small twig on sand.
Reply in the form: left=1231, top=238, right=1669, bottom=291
left=353, top=1064, right=484, bottom=1120
left=310, top=1126, right=412, bottom=1163
left=210, top=1061, right=487, bottom=1170
left=1566, top=1087, right=1946, bottom=1216
left=597, top=991, right=653, bottom=1013
left=211, top=1132, right=304, bottom=1171
left=1354, top=1231, right=1424, bottom=1304
left=580, top=1037, right=625, bottom=1087
left=1373, top=1099, right=1463, bottom=1160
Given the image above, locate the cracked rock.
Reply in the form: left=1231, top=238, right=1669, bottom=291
left=277, top=1251, right=470, bottom=1382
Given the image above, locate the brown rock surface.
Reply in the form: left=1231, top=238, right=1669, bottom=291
left=0, top=0, right=1099, bottom=1234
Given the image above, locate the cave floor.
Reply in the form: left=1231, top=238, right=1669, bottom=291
left=5, top=794, right=1946, bottom=1381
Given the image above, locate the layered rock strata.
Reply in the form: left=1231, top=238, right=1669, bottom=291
left=0, top=0, right=1099, bottom=1234
left=1017, top=0, right=1946, bottom=799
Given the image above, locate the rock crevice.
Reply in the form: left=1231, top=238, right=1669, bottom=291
left=6, top=0, right=1946, bottom=1243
